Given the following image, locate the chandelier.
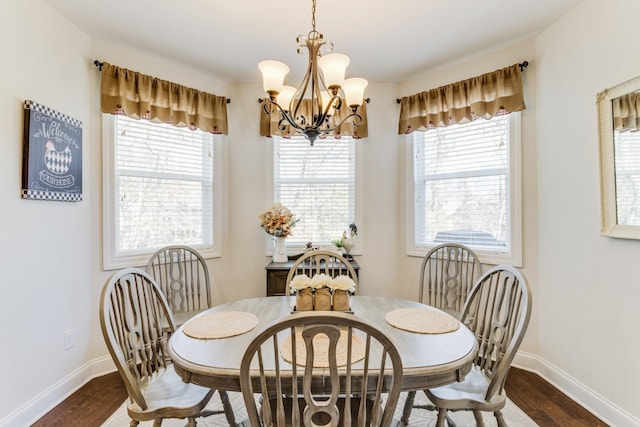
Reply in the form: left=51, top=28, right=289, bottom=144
left=259, top=0, right=368, bottom=146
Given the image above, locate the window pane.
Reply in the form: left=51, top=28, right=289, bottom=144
left=117, top=177, right=210, bottom=250
left=414, top=115, right=510, bottom=251
left=614, top=130, right=640, bottom=225
left=274, top=136, right=355, bottom=245
left=114, top=116, right=214, bottom=255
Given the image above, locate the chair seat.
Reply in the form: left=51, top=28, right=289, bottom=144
left=127, top=364, right=214, bottom=421
left=425, top=365, right=507, bottom=412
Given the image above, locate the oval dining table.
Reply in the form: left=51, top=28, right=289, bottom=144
left=168, top=295, right=478, bottom=396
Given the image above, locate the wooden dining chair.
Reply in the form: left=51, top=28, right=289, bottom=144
left=285, top=250, right=359, bottom=296
left=100, top=268, right=236, bottom=426
left=240, top=311, right=404, bottom=427
left=418, top=243, right=482, bottom=318
left=400, top=243, right=482, bottom=424
left=408, top=265, right=532, bottom=427
left=146, top=245, right=212, bottom=328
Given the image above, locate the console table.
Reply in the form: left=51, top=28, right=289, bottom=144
left=265, top=257, right=360, bottom=296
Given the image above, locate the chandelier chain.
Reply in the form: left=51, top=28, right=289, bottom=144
left=311, top=0, right=316, bottom=33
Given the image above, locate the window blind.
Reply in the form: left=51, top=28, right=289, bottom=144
left=114, top=115, right=214, bottom=254
left=274, top=136, right=355, bottom=246
left=413, top=115, right=510, bottom=251
left=614, top=130, right=640, bottom=225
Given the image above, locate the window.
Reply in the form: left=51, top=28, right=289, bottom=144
left=407, top=113, right=522, bottom=265
left=103, top=114, right=222, bottom=269
left=270, top=135, right=362, bottom=252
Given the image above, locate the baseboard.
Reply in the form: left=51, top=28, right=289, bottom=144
left=0, top=356, right=116, bottom=427
left=513, top=351, right=640, bottom=427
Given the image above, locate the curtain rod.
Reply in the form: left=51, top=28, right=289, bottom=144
left=93, top=60, right=231, bottom=104
left=395, top=60, right=529, bottom=104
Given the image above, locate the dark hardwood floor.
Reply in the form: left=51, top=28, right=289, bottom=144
left=31, top=367, right=608, bottom=426
left=31, top=371, right=127, bottom=427
left=506, top=368, right=608, bottom=427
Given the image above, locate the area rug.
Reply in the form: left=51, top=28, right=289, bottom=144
left=102, top=389, right=539, bottom=426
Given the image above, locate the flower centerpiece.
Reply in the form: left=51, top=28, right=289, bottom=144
left=311, top=273, right=333, bottom=311
left=259, top=203, right=299, bottom=262
left=290, top=274, right=313, bottom=311
left=330, top=275, right=356, bottom=311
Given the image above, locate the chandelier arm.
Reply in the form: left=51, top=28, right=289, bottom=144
left=320, top=94, right=342, bottom=119
left=262, top=100, right=276, bottom=116
left=262, top=100, right=305, bottom=133
left=310, top=55, right=324, bottom=125
left=291, top=73, right=311, bottom=127
left=277, top=116, right=293, bottom=132
left=321, top=111, right=363, bottom=133
left=279, top=112, right=304, bottom=132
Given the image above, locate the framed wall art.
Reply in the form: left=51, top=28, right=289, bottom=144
left=22, top=100, right=82, bottom=202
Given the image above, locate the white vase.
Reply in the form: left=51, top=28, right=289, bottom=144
left=273, top=237, right=288, bottom=263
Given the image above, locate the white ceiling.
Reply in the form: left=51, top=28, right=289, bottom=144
left=45, top=0, right=581, bottom=84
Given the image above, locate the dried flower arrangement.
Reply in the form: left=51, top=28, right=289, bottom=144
left=259, top=203, right=299, bottom=238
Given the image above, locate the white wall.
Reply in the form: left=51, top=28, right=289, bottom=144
left=534, top=0, right=640, bottom=424
left=0, top=2, right=92, bottom=425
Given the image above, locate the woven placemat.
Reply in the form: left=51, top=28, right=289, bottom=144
left=384, top=307, right=460, bottom=334
left=280, top=330, right=366, bottom=368
left=183, top=311, right=259, bottom=340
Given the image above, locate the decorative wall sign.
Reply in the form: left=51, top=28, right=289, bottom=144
left=22, top=100, right=82, bottom=201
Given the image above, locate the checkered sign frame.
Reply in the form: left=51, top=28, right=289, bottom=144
left=21, top=100, right=83, bottom=202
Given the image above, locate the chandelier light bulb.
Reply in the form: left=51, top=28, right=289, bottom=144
left=278, top=86, right=297, bottom=111
left=342, top=77, right=369, bottom=108
left=259, top=60, right=290, bottom=95
left=318, top=53, right=350, bottom=90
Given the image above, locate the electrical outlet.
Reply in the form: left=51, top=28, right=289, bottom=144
left=64, top=329, right=74, bottom=351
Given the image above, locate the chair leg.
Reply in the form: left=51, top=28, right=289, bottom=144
left=129, top=420, right=140, bottom=427
left=152, top=419, right=163, bottom=427
left=186, top=416, right=197, bottom=427
left=400, top=391, right=416, bottom=425
left=445, top=413, right=457, bottom=427
left=495, top=410, right=508, bottom=427
left=472, top=410, right=485, bottom=427
left=219, top=390, right=237, bottom=426
left=435, top=408, right=448, bottom=427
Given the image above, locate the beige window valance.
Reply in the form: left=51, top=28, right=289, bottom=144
left=260, top=99, right=368, bottom=139
left=612, top=92, right=640, bottom=132
left=398, top=63, right=526, bottom=134
left=100, top=62, right=228, bottom=134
